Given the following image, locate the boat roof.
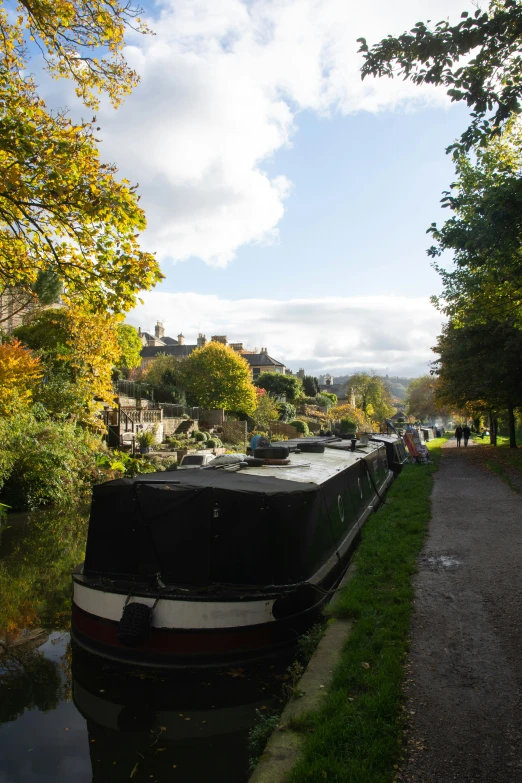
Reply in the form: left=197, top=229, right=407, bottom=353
left=124, top=440, right=384, bottom=493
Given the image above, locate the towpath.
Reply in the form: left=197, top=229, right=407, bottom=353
left=399, top=437, right=522, bottom=783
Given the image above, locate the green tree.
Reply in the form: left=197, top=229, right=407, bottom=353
left=434, top=318, right=522, bottom=446
left=428, top=120, right=522, bottom=324
left=302, top=375, right=319, bottom=396
left=182, top=342, right=256, bottom=415
left=0, top=0, right=162, bottom=316
left=116, top=324, right=142, bottom=374
left=255, top=372, right=303, bottom=403
left=346, top=373, right=394, bottom=422
left=252, top=390, right=279, bottom=431
left=143, top=354, right=186, bottom=404
left=359, top=1, right=522, bottom=155
left=406, top=376, right=446, bottom=422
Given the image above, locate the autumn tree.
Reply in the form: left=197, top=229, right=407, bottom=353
left=0, top=338, right=42, bottom=415
left=346, top=373, right=394, bottom=422
left=116, top=324, right=142, bottom=375
left=328, top=403, right=371, bottom=433
left=13, top=306, right=121, bottom=426
left=182, top=342, right=257, bottom=415
left=255, top=372, right=303, bottom=404
left=252, top=389, right=280, bottom=431
left=0, top=1, right=162, bottom=316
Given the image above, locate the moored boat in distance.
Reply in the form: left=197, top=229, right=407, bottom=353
left=369, top=434, right=409, bottom=474
left=71, top=437, right=393, bottom=668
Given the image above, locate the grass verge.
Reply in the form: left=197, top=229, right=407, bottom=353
left=284, top=437, right=448, bottom=783
left=468, top=435, right=522, bottom=492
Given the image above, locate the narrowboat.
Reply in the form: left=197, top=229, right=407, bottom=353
left=369, top=434, right=409, bottom=474
left=71, top=438, right=393, bottom=668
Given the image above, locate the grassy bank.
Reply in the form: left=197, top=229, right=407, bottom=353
left=284, top=437, right=448, bottom=783
left=468, top=435, right=522, bottom=492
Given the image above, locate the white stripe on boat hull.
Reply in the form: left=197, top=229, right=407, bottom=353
left=73, top=582, right=276, bottom=630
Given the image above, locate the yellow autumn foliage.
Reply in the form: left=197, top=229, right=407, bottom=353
left=182, top=342, right=257, bottom=415
left=0, top=2, right=162, bottom=316
left=0, top=339, right=42, bottom=415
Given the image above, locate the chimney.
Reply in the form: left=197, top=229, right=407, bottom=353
left=155, top=321, right=164, bottom=339
left=177, top=333, right=185, bottom=345
left=138, top=326, right=142, bottom=336
left=197, top=333, right=207, bottom=347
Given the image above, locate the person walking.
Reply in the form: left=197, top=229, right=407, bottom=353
left=462, top=424, right=471, bottom=447
left=455, top=425, right=463, bottom=447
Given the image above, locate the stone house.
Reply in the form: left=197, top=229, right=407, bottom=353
left=137, top=322, right=287, bottom=378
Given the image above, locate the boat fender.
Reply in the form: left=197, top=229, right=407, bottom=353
left=254, top=446, right=290, bottom=459
left=244, top=457, right=265, bottom=467
left=117, top=597, right=158, bottom=647
left=298, top=442, right=325, bottom=454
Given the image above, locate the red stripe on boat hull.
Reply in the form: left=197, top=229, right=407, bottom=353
left=71, top=603, right=307, bottom=667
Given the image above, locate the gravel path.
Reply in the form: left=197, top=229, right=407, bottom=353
left=399, top=437, right=522, bottom=783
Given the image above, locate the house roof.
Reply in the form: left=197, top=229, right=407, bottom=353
left=243, top=353, right=285, bottom=367
left=141, top=344, right=197, bottom=358
left=140, top=343, right=286, bottom=369
left=161, top=336, right=178, bottom=345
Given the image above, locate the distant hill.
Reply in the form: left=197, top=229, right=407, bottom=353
left=332, top=375, right=413, bottom=403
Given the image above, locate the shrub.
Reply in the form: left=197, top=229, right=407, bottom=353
left=289, top=419, right=309, bottom=436
left=340, top=417, right=358, bottom=433
left=136, top=429, right=156, bottom=448
left=206, top=439, right=217, bottom=448
left=194, top=431, right=206, bottom=442
left=0, top=414, right=101, bottom=511
left=277, top=402, right=296, bottom=422
left=315, top=392, right=334, bottom=410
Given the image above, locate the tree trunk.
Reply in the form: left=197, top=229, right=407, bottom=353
left=489, top=410, right=497, bottom=446
left=507, top=402, right=517, bottom=448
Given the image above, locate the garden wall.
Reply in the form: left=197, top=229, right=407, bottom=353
left=222, top=420, right=248, bottom=446
left=199, top=409, right=225, bottom=427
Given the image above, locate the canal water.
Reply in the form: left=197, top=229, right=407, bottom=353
left=0, top=509, right=295, bottom=783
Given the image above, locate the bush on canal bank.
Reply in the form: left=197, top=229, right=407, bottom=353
left=0, top=409, right=110, bottom=511
left=278, top=437, right=448, bottom=783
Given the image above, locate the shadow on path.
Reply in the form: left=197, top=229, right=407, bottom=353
left=399, top=437, right=522, bottom=783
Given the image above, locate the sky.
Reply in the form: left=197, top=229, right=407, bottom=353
left=46, top=0, right=477, bottom=378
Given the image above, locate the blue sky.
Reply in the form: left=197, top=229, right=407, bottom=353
left=161, top=104, right=469, bottom=300
left=42, top=0, right=476, bottom=377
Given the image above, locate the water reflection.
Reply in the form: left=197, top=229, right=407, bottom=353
left=73, top=649, right=291, bottom=783
left=0, top=508, right=294, bottom=783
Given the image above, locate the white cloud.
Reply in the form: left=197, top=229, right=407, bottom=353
left=89, top=0, right=467, bottom=267
left=129, top=291, right=445, bottom=377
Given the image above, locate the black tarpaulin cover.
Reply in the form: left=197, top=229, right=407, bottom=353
left=83, top=459, right=382, bottom=586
